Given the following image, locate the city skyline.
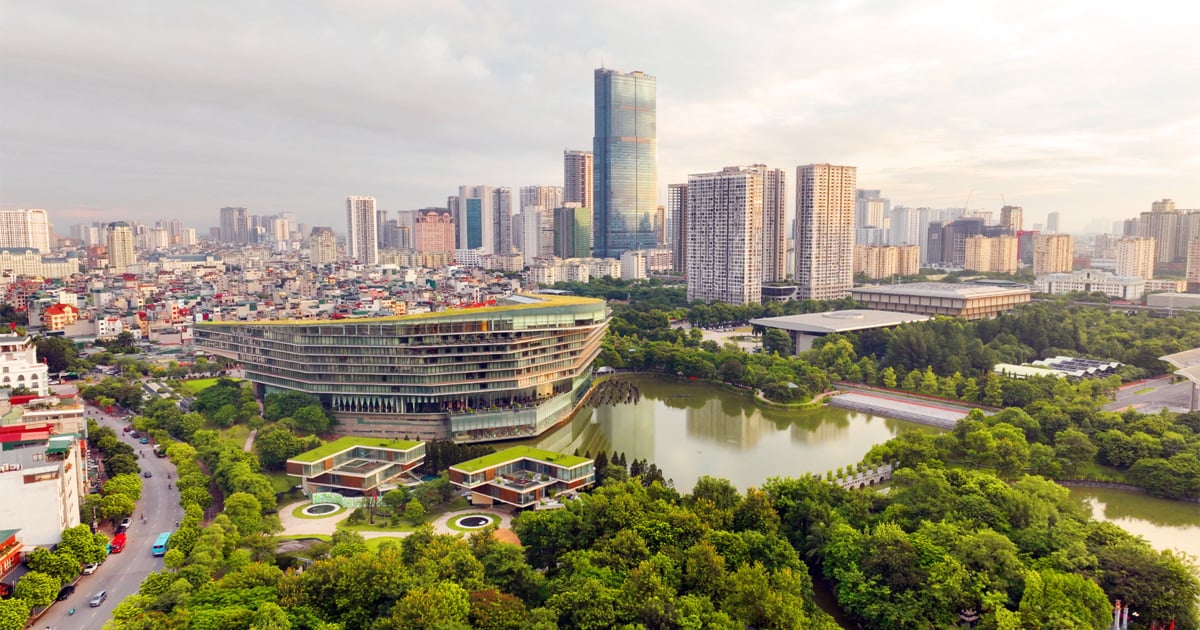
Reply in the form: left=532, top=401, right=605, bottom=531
left=2, top=2, right=1199, bottom=232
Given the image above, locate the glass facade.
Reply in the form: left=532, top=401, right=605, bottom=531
left=466, top=198, right=483, bottom=249
left=195, top=298, right=609, bottom=438
left=594, top=68, right=658, bottom=259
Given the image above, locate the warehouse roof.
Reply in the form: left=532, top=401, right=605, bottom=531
left=749, top=309, right=931, bottom=334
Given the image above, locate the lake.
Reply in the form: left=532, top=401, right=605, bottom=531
left=1070, top=486, right=1200, bottom=561
left=520, top=375, right=934, bottom=492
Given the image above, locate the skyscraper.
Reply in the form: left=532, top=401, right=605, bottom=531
left=457, top=186, right=495, bottom=254
left=309, top=227, right=338, bottom=267
left=0, top=209, right=51, bottom=252
left=1117, top=237, right=1156, bottom=279
left=554, top=204, right=593, bottom=259
left=1139, top=199, right=1182, bottom=263
left=494, top=187, right=514, bottom=254
left=345, top=196, right=378, bottom=265
left=219, top=207, right=250, bottom=244
left=593, top=68, right=657, bottom=258
left=854, top=190, right=890, bottom=231
left=564, top=150, right=594, bottom=211
left=999, top=205, right=1024, bottom=234
left=106, top=222, right=136, bottom=272
left=686, top=166, right=764, bottom=305
left=1046, top=211, right=1061, bottom=234
left=520, top=186, right=564, bottom=217
left=667, top=184, right=688, bottom=272
left=795, top=164, right=856, bottom=300
left=757, top=167, right=788, bottom=283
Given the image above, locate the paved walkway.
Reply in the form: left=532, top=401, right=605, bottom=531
left=277, top=501, right=515, bottom=540
left=830, top=391, right=970, bottom=428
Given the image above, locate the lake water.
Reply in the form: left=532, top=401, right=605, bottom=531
left=520, top=375, right=934, bottom=492
left=1070, top=486, right=1200, bottom=561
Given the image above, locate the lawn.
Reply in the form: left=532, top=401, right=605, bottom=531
left=266, top=471, right=296, bottom=494
left=179, top=378, right=221, bottom=395
left=336, top=497, right=470, bottom=534
left=218, top=424, right=251, bottom=451
left=365, top=537, right=406, bottom=552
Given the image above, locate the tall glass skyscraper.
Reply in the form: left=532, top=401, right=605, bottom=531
left=593, top=68, right=657, bottom=259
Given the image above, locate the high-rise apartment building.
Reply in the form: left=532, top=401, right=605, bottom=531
left=493, top=188, right=513, bottom=255
left=1139, top=199, right=1179, bottom=264
left=554, top=204, right=592, bottom=259
left=309, top=227, right=338, bottom=267
left=1032, top=234, right=1073, bottom=274
left=758, top=167, right=788, bottom=283
left=106, top=222, right=136, bottom=272
left=563, top=150, right=594, bottom=211
left=413, top=210, right=456, bottom=254
left=667, top=184, right=688, bottom=272
left=1187, top=239, right=1200, bottom=292
left=794, top=164, right=856, bottom=300
left=853, top=244, right=921, bottom=279
left=1046, top=212, right=1061, bottom=234
left=345, top=196, right=378, bottom=265
left=999, top=205, right=1024, bottom=234
left=888, top=206, right=921, bottom=246
left=376, top=210, right=389, bottom=249
left=593, top=68, right=657, bottom=258
left=517, top=207, right=555, bottom=263
left=0, top=209, right=51, bottom=252
left=219, top=207, right=250, bottom=244
left=686, top=166, right=764, bottom=305
left=854, top=190, right=890, bottom=231
left=963, top=235, right=1018, bottom=274
left=1117, top=237, right=1156, bottom=279
left=521, top=186, right=564, bottom=216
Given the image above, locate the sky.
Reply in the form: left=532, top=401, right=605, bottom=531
left=2, top=0, right=1199, bottom=235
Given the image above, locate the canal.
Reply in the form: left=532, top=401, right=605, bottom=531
left=521, top=375, right=935, bottom=492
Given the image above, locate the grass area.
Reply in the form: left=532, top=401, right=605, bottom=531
left=217, top=424, right=251, bottom=451
left=289, top=435, right=422, bottom=463
left=266, top=471, right=296, bottom=494
left=450, top=445, right=590, bottom=472
left=178, top=377, right=242, bottom=395
left=290, top=502, right=346, bottom=520
left=1071, top=462, right=1128, bottom=483
left=336, top=497, right=471, bottom=533
left=275, top=534, right=331, bottom=542
left=365, top=537, right=407, bottom=552
left=1133, top=387, right=1155, bottom=395
left=445, top=512, right=500, bottom=532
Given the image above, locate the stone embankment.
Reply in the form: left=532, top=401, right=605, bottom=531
left=829, top=392, right=969, bottom=429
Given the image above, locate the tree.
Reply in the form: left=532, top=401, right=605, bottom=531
left=1018, top=569, right=1110, bottom=629
left=24, top=547, right=79, bottom=585
left=254, top=425, right=314, bottom=470
left=100, top=493, right=137, bottom=520
left=224, top=492, right=265, bottom=536
left=105, top=453, right=140, bottom=477
left=405, top=498, right=426, bottom=524
left=391, top=581, right=471, bottom=630
left=1053, top=428, right=1098, bottom=476
left=250, top=602, right=292, bottom=630
left=34, top=335, right=79, bottom=373
left=983, top=376, right=1004, bottom=407
left=382, top=488, right=410, bottom=513
left=212, top=403, right=239, bottom=428
left=14, top=571, right=58, bottom=607
left=762, top=329, right=792, bottom=356
left=57, top=524, right=109, bottom=564
left=103, top=473, right=143, bottom=501
left=291, top=405, right=331, bottom=435
left=469, top=589, right=528, bottom=630
left=881, top=366, right=898, bottom=389
left=0, top=598, right=31, bottom=630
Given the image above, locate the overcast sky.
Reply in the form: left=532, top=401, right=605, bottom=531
left=2, top=0, right=1198, bottom=234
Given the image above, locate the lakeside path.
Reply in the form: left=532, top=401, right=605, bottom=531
left=829, top=384, right=987, bottom=428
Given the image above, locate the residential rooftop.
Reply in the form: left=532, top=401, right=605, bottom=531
left=288, top=436, right=423, bottom=463
left=450, top=446, right=591, bottom=473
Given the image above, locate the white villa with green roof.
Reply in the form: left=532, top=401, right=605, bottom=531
left=448, top=446, right=594, bottom=508
left=286, top=436, right=425, bottom=496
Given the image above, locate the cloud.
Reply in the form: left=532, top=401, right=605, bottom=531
left=1, top=0, right=1198, bottom=233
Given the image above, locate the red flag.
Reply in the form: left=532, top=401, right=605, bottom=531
left=1169, top=620, right=1175, bottom=630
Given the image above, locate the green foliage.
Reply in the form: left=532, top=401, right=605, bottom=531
left=254, top=425, right=320, bottom=471
left=104, top=472, right=144, bottom=501
left=0, top=598, right=32, bottom=630
left=405, top=498, right=426, bottom=524
left=14, top=571, right=58, bottom=607
left=33, top=335, right=80, bottom=372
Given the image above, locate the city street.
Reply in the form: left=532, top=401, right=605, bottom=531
left=35, top=406, right=183, bottom=630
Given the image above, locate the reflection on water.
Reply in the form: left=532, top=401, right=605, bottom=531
left=517, top=375, right=934, bottom=492
left=1070, top=487, right=1200, bottom=561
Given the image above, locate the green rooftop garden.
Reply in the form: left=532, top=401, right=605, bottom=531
left=289, top=436, right=423, bottom=464
left=450, top=446, right=591, bottom=473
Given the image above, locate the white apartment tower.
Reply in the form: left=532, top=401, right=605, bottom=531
left=0, top=209, right=52, bottom=252
left=1032, top=234, right=1074, bottom=274
left=493, top=187, right=514, bottom=254
left=309, top=227, right=338, bottom=267
left=563, top=150, right=594, bottom=210
left=345, top=196, right=378, bottom=265
left=758, top=167, right=788, bottom=283
left=1116, top=237, right=1156, bottom=280
left=106, top=222, right=136, bottom=272
left=686, top=166, right=765, bottom=305
left=795, top=164, right=857, bottom=300
left=667, top=183, right=688, bottom=272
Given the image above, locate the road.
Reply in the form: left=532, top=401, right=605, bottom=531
left=36, top=406, right=183, bottom=630
left=1103, top=375, right=1193, bottom=413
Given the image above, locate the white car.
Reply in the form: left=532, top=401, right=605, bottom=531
left=82, top=562, right=99, bottom=575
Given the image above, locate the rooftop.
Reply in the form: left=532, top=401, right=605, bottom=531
left=198, top=293, right=603, bottom=326
left=750, top=309, right=930, bottom=334
left=288, top=436, right=422, bottom=464
left=852, top=282, right=1033, bottom=299
left=450, top=446, right=591, bottom=473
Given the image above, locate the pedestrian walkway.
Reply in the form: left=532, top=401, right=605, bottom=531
left=277, top=501, right=515, bottom=540
left=830, top=391, right=969, bottom=428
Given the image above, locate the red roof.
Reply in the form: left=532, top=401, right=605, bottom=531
left=0, top=423, right=52, bottom=443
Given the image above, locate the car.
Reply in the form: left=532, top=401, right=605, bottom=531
left=139, top=437, right=149, bottom=444
left=82, top=562, right=99, bottom=575
left=119, top=517, right=132, bottom=530
left=89, top=590, right=107, bottom=607
left=129, top=431, right=140, bottom=438
left=142, top=470, right=152, bottom=478
left=56, top=585, right=75, bottom=601
left=122, top=426, right=132, bottom=433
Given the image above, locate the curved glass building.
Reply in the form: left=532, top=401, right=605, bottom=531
left=195, top=295, right=609, bottom=443
left=594, top=67, right=658, bottom=259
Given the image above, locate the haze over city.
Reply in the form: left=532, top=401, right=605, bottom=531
left=2, top=1, right=1199, bottom=231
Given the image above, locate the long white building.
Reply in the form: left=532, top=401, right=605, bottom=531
left=795, top=164, right=856, bottom=300
left=346, top=196, right=379, bottom=265
left=1036, top=269, right=1146, bottom=300
left=0, top=209, right=51, bottom=253
left=686, top=166, right=766, bottom=305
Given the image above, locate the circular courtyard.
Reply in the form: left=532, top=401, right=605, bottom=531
left=302, top=503, right=341, bottom=517
left=452, top=513, right=499, bottom=530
